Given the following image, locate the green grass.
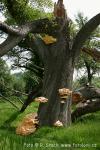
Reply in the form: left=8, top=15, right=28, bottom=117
left=0, top=100, right=100, bottom=150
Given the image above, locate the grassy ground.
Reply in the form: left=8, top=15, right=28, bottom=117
left=0, top=99, right=100, bottom=150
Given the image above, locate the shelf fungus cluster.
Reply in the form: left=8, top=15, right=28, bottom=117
left=42, top=35, right=57, bottom=45
left=34, top=97, right=48, bottom=103
left=16, top=113, right=39, bottom=136
left=54, top=120, right=63, bottom=127
left=58, top=88, right=72, bottom=103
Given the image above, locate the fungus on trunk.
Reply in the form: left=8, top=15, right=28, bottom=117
left=34, top=97, right=48, bottom=103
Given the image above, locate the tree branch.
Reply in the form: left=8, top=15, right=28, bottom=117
left=71, top=99, right=100, bottom=122
left=5, top=0, right=43, bottom=24
left=82, top=47, right=100, bottom=62
left=0, top=35, right=23, bottom=57
left=13, top=63, right=44, bottom=73
left=72, top=86, right=100, bottom=104
left=0, top=19, right=57, bottom=57
left=15, top=57, right=44, bottom=71
left=0, top=19, right=57, bottom=36
left=0, top=21, right=24, bottom=36
left=72, top=13, right=100, bottom=59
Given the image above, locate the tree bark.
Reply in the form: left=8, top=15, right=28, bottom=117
left=72, top=86, right=100, bottom=121
left=74, top=86, right=100, bottom=100
left=82, top=47, right=100, bottom=62
left=37, top=32, right=74, bottom=126
left=84, top=60, right=92, bottom=85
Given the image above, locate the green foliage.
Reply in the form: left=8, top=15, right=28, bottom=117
left=3, top=0, right=53, bottom=24
left=78, top=76, right=87, bottom=87
left=73, top=76, right=100, bottom=90
left=25, top=69, right=42, bottom=94
left=12, top=73, right=26, bottom=96
left=0, top=58, right=26, bottom=96
left=23, top=70, right=40, bottom=93
left=92, top=77, right=100, bottom=88
left=69, top=23, right=78, bottom=41
left=75, top=12, right=88, bottom=28
left=0, top=59, right=13, bottom=96
left=0, top=0, right=55, bottom=96
left=8, top=45, right=44, bottom=94
left=30, top=0, right=53, bottom=11
left=76, top=53, right=100, bottom=72
left=1, top=0, right=50, bottom=95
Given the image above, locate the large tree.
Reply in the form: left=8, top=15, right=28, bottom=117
left=0, top=0, right=100, bottom=126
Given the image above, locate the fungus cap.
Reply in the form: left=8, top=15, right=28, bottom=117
left=34, top=97, right=48, bottom=103
left=59, top=88, right=72, bottom=99
left=42, top=35, right=57, bottom=44
left=54, top=120, right=63, bottom=127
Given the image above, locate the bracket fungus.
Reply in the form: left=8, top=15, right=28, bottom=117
left=58, top=88, right=72, bottom=103
left=16, top=113, right=38, bottom=136
left=42, top=35, right=57, bottom=44
left=54, top=120, right=63, bottom=127
left=34, top=97, right=48, bottom=103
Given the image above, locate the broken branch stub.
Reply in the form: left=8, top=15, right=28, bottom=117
left=53, top=0, right=66, bottom=18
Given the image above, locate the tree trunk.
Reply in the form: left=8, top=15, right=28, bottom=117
left=84, top=60, right=92, bottom=85
left=38, top=33, right=74, bottom=126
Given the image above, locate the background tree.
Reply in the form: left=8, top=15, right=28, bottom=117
left=0, top=58, right=13, bottom=96
left=0, top=58, right=26, bottom=97
left=12, top=72, right=25, bottom=97
left=75, top=12, right=100, bottom=86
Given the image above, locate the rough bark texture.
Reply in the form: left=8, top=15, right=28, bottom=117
left=37, top=27, right=74, bottom=126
